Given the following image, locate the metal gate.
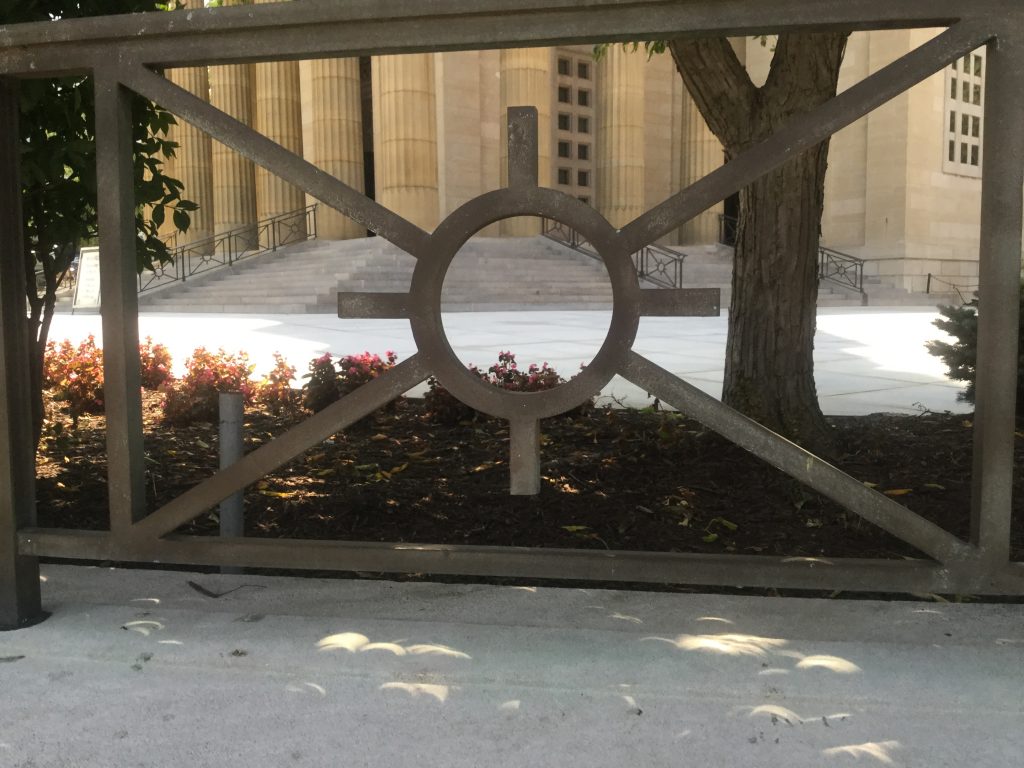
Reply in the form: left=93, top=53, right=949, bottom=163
left=3, top=0, right=1022, bottom=629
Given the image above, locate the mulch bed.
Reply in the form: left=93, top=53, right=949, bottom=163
left=35, top=392, right=1024, bottom=565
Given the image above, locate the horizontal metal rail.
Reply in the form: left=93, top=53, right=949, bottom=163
left=16, top=529, right=1024, bottom=596
left=138, top=204, right=317, bottom=295
left=0, top=1, right=979, bottom=76
left=542, top=218, right=687, bottom=289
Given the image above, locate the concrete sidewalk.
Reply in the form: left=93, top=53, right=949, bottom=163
left=1, top=565, right=1021, bottom=767
left=49, top=306, right=969, bottom=416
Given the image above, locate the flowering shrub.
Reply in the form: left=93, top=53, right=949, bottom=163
left=302, top=350, right=399, bottom=413
left=338, top=350, right=398, bottom=396
left=484, top=351, right=561, bottom=393
left=162, top=347, right=255, bottom=424
left=43, top=335, right=105, bottom=425
left=424, top=352, right=586, bottom=424
left=255, top=352, right=300, bottom=416
left=139, top=336, right=173, bottom=390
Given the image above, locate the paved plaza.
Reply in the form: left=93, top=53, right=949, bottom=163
left=49, top=306, right=970, bottom=416
left=1, top=565, right=1021, bottom=767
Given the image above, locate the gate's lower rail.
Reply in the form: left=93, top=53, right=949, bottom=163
left=17, top=529, right=1024, bottom=595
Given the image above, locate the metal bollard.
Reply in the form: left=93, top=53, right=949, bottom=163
left=218, top=392, right=245, bottom=575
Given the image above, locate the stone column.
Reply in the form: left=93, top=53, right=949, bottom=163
left=596, top=46, right=646, bottom=230
left=208, top=0, right=257, bottom=243
left=674, top=81, right=724, bottom=244
left=300, top=58, right=364, bottom=239
left=499, top=47, right=552, bottom=236
left=372, top=54, right=440, bottom=232
left=159, top=0, right=214, bottom=247
left=253, top=0, right=305, bottom=237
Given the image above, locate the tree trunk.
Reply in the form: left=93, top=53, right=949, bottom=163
left=669, top=33, right=848, bottom=455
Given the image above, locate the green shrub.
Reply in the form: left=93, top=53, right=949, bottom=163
left=926, top=285, right=1024, bottom=412
left=162, top=347, right=255, bottom=424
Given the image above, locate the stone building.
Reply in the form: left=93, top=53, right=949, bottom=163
left=162, top=19, right=986, bottom=296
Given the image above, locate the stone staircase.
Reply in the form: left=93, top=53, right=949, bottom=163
left=132, top=235, right=942, bottom=314
left=138, top=236, right=616, bottom=314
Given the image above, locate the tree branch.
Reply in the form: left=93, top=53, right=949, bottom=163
left=668, top=37, right=758, bottom=153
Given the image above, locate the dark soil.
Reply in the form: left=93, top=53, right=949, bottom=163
left=35, top=392, right=1024, bottom=563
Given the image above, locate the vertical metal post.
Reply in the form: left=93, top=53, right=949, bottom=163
left=94, top=70, right=147, bottom=533
left=219, top=392, right=245, bottom=574
left=971, top=30, right=1024, bottom=568
left=0, top=79, right=44, bottom=630
left=510, top=418, right=541, bottom=495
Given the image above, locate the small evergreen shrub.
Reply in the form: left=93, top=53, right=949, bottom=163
left=926, top=284, right=1024, bottom=412
left=162, top=347, right=255, bottom=424
left=43, top=335, right=105, bottom=425
left=255, top=352, right=300, bottom=416
left=139, top=336, right=173, bottom=390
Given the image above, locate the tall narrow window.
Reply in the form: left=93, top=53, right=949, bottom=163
left=944, top=46, right=984, bottom=178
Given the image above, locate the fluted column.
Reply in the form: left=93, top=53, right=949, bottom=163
left=209, top=5, right=257, bottom=243
left=371, top=54, right=439, bottom=231
left=596, top=46, right=646, bottom=229
left=300, top=58, right=364, bottom=239
left=499, top=47, right=552, bottom=236
left=676, top=82, right=725, bottom=244
left=253, top=0, right=305, bottom=235
left=159, top=0, right=214, bottom=247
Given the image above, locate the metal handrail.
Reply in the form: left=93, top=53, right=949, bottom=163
left=926, top=273, right=979, bottom=305
left=138, top=204, right=318, bottom=294
left=542, top=219, right=687, bottom=289
left=718, top=213, right=738, bottom=246
left=818, top=245, right=865, bottom=295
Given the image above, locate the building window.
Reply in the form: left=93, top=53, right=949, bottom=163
left=577, top=89, right=590, bottom=107
left=557, top=58, right=571, bottom=76
left=557, top=113, right=571, bottom=131
left=558, top=141, right=572, bottom=159
left=558, top=85, right=572, bottom=104
left=944, top=47, right=984, bottom=177
left=577, top=143, right=589, bottom=161
left=577, top=116, right=590, bottom=134
left=557, top=168, right=571, bottom=186
left=577, top=61, right=590, bottom=80
left=577, top=170, right=590, bottom=187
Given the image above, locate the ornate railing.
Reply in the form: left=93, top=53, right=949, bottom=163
left=542, top=218, right=686, bottom=289
left=138, top=204, right=317, bottom=294
left=718, top=213, right=738, bottom=246
left=818, top=245, right=866, bottom=296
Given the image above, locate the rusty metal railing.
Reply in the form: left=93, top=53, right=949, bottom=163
left=138, top=204, right=317, bottom=294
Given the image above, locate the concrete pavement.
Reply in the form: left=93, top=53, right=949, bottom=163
left=1, top=565, right=1021, bottom=767
left=49, top=306, right=969, bottom=416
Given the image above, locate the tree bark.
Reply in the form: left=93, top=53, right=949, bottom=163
left=668, top=33, right=848, bottom=455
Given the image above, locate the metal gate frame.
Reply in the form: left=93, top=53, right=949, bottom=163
left=2, top=1, right=1022, bottom=628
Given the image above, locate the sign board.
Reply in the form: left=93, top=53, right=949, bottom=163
left=71, top=246, right=101, bottom=313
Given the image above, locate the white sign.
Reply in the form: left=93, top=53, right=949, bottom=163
left=72, top=246, right=101, bottom=312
